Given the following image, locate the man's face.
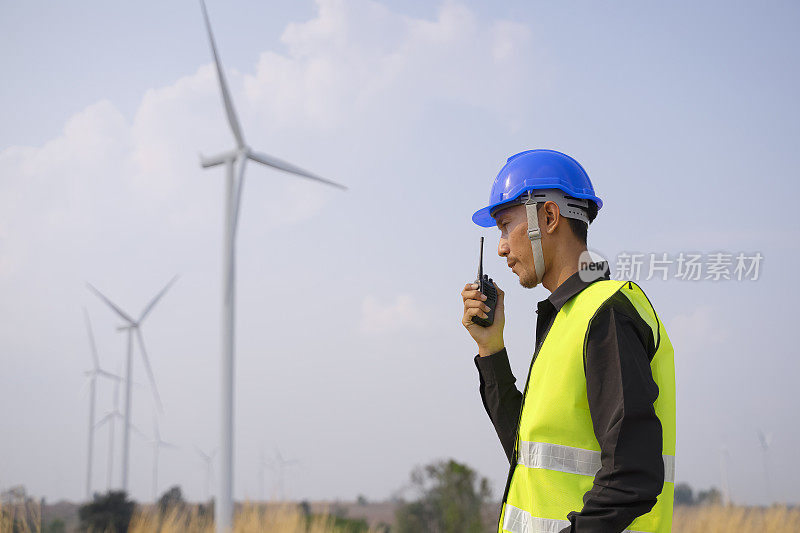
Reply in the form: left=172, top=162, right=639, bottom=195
left=494, top=204, right=540, bottom=288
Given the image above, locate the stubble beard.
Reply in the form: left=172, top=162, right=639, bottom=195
left=518, top=264, right=539, bottom=289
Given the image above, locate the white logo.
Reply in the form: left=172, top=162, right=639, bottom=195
left=578, top=249, right=609, bottom=282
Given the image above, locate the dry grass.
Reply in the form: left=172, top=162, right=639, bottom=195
left=130, top=502, right=380, bottom=533
left=130, top=503, right=800, bottom=533
left=0, top=499, right=41, bottom=533
left=673, top=504, right=800, bottom=532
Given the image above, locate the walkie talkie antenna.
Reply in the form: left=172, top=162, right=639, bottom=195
left=478, top=237, right=484, bottom=280
left=471, top=236, right=496, bottom=327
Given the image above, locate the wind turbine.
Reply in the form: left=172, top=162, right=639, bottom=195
left=86, top=275, right=178, bottom=491
left=269, top=448, right=299, bottom=501
left=95, top=367, right=123, bottom=490
left=720, top=446, right=731, bottom=506
left=150, top=414, right=180, bottom=501
left=96, top=387, right=147, bottom=490
left=258, top=450, right=268, bottom=502
left=757, top=429, right=773, bottom=503
left=197, top=1, right=346, bottom=529
left=83, top=308, right=121, bottom=500
left=195, top=445, right=218, bottom=501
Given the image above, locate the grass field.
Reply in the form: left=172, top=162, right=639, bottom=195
left=673, top=504, right=800, bottom=532
left=3, top=501, right=800, bottom=531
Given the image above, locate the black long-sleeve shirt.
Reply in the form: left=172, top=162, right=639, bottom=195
left=474, top=262, right=664, bottom=533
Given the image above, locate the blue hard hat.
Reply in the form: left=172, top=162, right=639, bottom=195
left=472, top=149, right=603, bottom=227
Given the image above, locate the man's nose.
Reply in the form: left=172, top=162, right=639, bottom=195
left=497, top=238, right=510, bottom=257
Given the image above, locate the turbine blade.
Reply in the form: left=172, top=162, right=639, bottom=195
left=97, top=369, right=122, bottom=382
left=248, top=150, right=348, bottom=190
left=95, top=412, right=113, bottom=429
left=84, top=308, right=101, bottom=369
left=200, top=151, right=228, bottom=168
left=232, top=152, right=247, bottom=237
left=80, top=374, right=95, bottom=397
left=135, top=328, right=163, bottom=413
left=194, top=446, right=210, bottom=461
left=199, top=0, right=245, bottom=149
left=130, top=423, right=149, bottom=441
left=138, top=275, right=179, bottom=323
left=86, top=283, right=136, bottom=324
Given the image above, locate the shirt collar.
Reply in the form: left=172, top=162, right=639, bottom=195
left=539, top=261, right=611, bottom=312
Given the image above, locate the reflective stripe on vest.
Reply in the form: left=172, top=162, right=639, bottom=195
left=502, top=504, right=648, bottom=533
left=517, top=441, right=675, bottom=483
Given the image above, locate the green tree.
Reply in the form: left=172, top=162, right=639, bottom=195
left=157, top=486, right=186, bottom=515
left=673, top=483, right=695, bottom=506
left=697, top=487, right=722, bottom=506
left=78, top=490, right=135, bottom=532
left=395, top=458, right=492, bottom=533
left=45, top=518, right=66, bottom=533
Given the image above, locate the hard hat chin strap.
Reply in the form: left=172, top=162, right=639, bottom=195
left=524, top=192, right=545, bottom=285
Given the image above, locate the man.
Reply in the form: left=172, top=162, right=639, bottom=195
left=461, top=150, right=676, bottom=533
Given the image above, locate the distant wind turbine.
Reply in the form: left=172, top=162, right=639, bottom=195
left=720, top=446, right=731, bottom=506
left=757, top=429, right=773, bottom=503
left=269, top=448, right=299, bottom=501
left=195, top=445, right=219, bottom=501
left=258, top=450, right=268, bottom=502
left=150, top=414, right=180, bottom=501
left=87, top=275, right=178, bottom=491
left=96, top=386, right=148, bottom=490
left=83, top=308, right=121, bottom=500
left=95, top=366, right=123, bottom=490
left=197, top=1, right=347, bottom=529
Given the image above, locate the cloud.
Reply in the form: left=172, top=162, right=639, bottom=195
left=243, top=0, right=534, bottom=131
left=668, top=305, right=728, bottom=354
left=358, top=293, right=429, bottom=335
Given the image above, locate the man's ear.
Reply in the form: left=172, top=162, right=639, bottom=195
left=543, top=201, right=560, bottom=234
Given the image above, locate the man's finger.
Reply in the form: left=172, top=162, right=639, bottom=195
left=464, top=300, right=491, bottom=312
left=465, top=307, right=487, bottom=319
left=461, top=289, right=486, bottom=301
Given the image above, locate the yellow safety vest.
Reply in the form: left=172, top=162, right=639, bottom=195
left=498, top=279, right=676, bottom=533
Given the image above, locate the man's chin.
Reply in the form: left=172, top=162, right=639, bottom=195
left=518, top=272, right=538, bottom=289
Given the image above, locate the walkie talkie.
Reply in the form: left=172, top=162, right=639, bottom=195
left=471, top=237, right=498, bottom=327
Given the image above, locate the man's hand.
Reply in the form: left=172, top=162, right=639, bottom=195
left=461, top=281, right=505, bottom=356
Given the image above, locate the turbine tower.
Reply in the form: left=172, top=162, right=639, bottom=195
left=83, top=308, right=121, bottom=500
left=197, top=2, right=347, bottom=529
left=150, top=414, right=180, bottom=501
left=87, top=276, right=178, bottom=491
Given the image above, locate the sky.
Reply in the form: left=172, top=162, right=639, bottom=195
left=1, top=0, right=799, bottom=507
